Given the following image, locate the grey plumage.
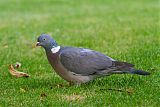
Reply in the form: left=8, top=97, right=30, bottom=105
left=60, top=47, right=114, bottom=75
left=36, top=34, right=150, bottom=84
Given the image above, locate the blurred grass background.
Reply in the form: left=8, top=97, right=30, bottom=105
left=0, top=0, right=159, bottom=106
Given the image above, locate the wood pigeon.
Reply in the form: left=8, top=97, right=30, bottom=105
left=36, top=34, right=150, bottom=85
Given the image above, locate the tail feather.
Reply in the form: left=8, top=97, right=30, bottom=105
left=113, top=61, right=150, bottom=76
left=130, top=69, right=150, bottom=75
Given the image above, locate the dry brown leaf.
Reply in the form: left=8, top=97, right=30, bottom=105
left=9, top=64, right=30, bottom=78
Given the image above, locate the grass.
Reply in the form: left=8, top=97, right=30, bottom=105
left=0, top=0, right=159, bottom=106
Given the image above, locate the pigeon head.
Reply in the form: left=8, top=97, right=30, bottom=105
left=36, top=34, right=59, bottom=52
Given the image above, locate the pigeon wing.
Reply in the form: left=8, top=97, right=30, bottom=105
left=59, top=47, right=115, bottom=76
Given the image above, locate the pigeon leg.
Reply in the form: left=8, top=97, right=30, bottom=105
left=69, top=82, right=74, bottom=86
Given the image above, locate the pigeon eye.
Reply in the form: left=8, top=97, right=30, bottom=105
left=43, top=38, right=46, bottom=41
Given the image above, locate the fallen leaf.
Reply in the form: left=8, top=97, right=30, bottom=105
left=9, top=64, right=30, bottom=78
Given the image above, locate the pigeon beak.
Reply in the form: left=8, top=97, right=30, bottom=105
left=36, top=42, right=41, bottom=47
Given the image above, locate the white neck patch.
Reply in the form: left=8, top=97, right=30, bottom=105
left=51, top=46, right=60, bottom=53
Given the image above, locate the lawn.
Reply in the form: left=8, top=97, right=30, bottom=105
left=0, top=0, right=159, bottom=106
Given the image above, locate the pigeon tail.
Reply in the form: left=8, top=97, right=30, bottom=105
left=129, top=69, right=150, bottom=75
left=112, top=61, right=150, bottom=76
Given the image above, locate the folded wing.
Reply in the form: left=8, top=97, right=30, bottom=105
left=59, top=47, right=117, bottom=76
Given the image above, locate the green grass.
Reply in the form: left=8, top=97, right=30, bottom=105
left=0, top=0, right=159, bottom=106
